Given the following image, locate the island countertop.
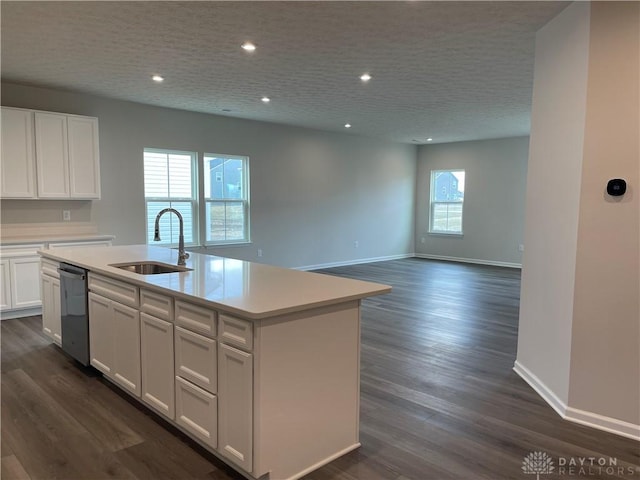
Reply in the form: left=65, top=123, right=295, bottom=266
left=40, top=244, right=391, bottom=319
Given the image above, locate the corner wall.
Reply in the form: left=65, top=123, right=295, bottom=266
left=569, top=0, right=640, bottom=430
left=515, top=1, right=591, bottom=412
left=516, top=1, right=640, bottom=439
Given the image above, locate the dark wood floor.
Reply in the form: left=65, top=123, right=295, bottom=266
left=2, top=258, right=638, bottom=480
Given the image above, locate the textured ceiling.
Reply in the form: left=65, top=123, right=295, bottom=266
left=1, top=1, right=568, bottom=144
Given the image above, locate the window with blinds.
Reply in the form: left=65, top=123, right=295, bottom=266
left=143, top=149, right=197, bottom=246
left=143, top=148, right=250, bottom=247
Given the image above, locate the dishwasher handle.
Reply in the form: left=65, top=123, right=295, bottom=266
left=58, top=268, right=86, bottom=281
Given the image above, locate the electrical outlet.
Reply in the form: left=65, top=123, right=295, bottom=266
left=421, top=237, right=426, bottom=244
left=518, top=244, right=524, bottom=252
left=353, top=241, right=359, bottom=248
left=257, top=249, right=263, bottom=257
left=63, top=210, right=71, bottom=221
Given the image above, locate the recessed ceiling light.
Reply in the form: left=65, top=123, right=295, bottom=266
left=241, top=42, right=256, bottom=52
left=345, top=123, right=352, bottom=128
left=427, top=138, right=433, bottom=142
left=152, top=75, right=164, bottom=83
left=360, top=73, right=372, bottom=82
left=261, top=96, right=270, bottom=103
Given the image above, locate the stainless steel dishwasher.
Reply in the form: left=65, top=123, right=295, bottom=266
left=58, top=263, right=90, bottom=366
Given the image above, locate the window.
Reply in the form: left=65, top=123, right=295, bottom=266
left=429, top=169, right=465, bottom=234
left=143, top=148, right=250, bottom=247
left=203, top=154, right=249, bottom=244
left=144, top=149, right=197, bottom=246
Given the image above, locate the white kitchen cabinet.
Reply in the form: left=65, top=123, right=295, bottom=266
left=1, top=107, right=36, bottom=198
left=41, top=273, right=61, bottom=345
left=0, top=260, right=11, bottom=310
left=112, top=302, right=141, bottom=396
left=67, top=116, right=100, bottom=199
left=1, top=245, right=43, bottom=318
left=175, top=326, right=217, bottom=393
left=88, top=291, right=141, bottom=395
left=35, top=112, right=70, bottom=198
left=140, top=312, right=175, bottom=419
left=10, top=256, right=42, bottom=309
left=218, top=343, right=253, bottom=472
left=88, top=292, right=114, bottom=375
left=1, top=107, right=100, bottom=200
left=175, top=376, right=218, bottom=449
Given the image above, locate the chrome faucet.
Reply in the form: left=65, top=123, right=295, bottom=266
left=154, top=208, right=190, bottom=266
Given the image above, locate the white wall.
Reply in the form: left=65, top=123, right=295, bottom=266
left=1, top=82, right=416, bottom=268
left=517, top=1, right=640, bottom=436
left=569, top=1, right=639, bottom=427
left=516, top=1, right=591, bottom=409
left=415, top=137, right=528, bottom=267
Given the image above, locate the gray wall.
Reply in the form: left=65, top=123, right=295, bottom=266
left=517, top=1, right=639, bottom=433
left=415, top=137, right=528, bottom=266
left=1, top=82, right=416, bottom=269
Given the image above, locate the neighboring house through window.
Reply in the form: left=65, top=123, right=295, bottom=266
left=429, top=169, right=465, bottom=234
left=143, top=148, right=250, bottom=246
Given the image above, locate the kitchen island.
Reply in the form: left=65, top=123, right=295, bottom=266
left=39, top=245, right=391, bottom=480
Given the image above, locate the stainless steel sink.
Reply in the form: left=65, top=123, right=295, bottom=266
left=109, top=261, right=192, bottom=275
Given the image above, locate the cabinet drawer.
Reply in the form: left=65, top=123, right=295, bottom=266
left=175, top=300, right=217, bottom=338
left=175, top=326, right=217, bottom=393
left=219, top=314, right=253, bottom=351
left=88, top=273, right=138, bottom=307
left=41, top=258, right=60, bottom=278
left=175, top=376, right=217, bottom=449
left=140, top=289, right=173, bottom=322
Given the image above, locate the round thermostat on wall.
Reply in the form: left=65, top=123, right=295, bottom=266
left=606, top=178, right=626, bottom=196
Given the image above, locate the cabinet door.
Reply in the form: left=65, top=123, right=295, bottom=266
left=51, top=277, right=61, bottom=344
left=175, top=326, right=217, bottom=393
left=218, top=344, right=253, bottom=472
left=41, top=274, right=54, bottom=339
left=140, top=312, right=175, bottom=419
left=35, top=112, right=69, bottom=198
left=1, top=108, right=36, bottom=198
left=10, top=256, right=41, bottom=309
left=113, top=302, right=141, bottom=396
left=67, top=116, right=100, bottom=199
left=88, top=292, right=113, bottom=375
left=42, top=274, right=62, bottom=345
left=176, top=376, right=217, bottom=449
left=0, top=259, right=11, bottom=310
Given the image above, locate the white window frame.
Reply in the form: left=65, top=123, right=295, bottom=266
left=143, top=148, right=251, bottom=248
left=429, top=169, right=465, bottom=235
left=201, top=153, right=250, bottom=246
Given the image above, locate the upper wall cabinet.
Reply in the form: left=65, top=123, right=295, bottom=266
left=1, top=107, right=101, bottom=200
left=1, top=108, right=37, bottom=198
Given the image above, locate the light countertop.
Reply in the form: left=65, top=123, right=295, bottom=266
left=2, top=234, right=115, bottom=246
left=40, top=245, right=391, bottom=319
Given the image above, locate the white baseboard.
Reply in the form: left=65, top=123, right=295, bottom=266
left=415, top=253, right=521, bottom=269
left=513, top=360, right=640, bottom=441
left=565, top=407, right=640, bottom=442
left=1, top=306, right=42, bottom=320
left=297, top=253, right=414, bottom=271
left=513, top=360, right=567, bottom=417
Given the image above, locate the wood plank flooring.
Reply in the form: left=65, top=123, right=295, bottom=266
left=2, top=258, right=639, bottom=479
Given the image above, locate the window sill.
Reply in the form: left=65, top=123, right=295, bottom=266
left=428, top=232, right=464, bottom=238
left=200, top=241, right=252, bottom=249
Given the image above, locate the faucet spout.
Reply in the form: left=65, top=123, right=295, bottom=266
left=153, top=208, right=190, bottom=266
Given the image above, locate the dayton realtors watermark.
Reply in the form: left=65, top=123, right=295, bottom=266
left=523, top=451, right=638, bottom=478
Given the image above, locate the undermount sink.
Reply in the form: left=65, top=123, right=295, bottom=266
left=109, top=261, right=192, bottom=275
